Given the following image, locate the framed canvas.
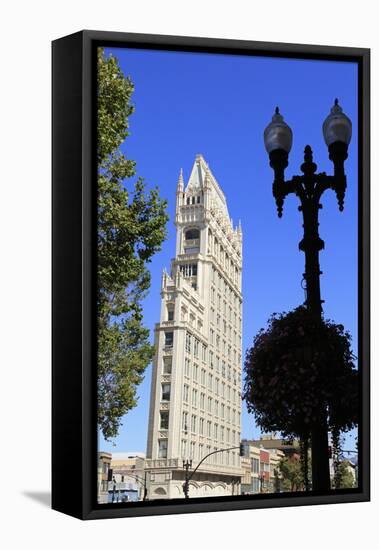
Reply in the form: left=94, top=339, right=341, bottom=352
left=52, top=30, right=370, bottom=520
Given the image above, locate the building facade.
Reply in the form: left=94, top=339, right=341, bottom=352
left=249, top=435, right=300, bottom=457
left=97, top=451, right=112, bottom=504
left=146, top=154, right=243, bottom=499
left=109, top=453, right=146, bottom=502
left=241, top=440, right=285, bottom=494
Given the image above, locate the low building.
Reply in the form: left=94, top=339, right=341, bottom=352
left=109, top=452, right=146, bottom=503
left=268, top=448, right=285, bottom=492
left=250, top=446, right=261, bottom=493
left=97, top=451, right=112, bottom=504
left=241, top=439, right=285, bottom=494
left=241, top=455, right=252, bottom=488
left=249, top=435, right=299, bottom=457
left=259, top=448, right=271, bottom=492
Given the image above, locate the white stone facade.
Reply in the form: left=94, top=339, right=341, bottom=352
left=146, top=155, right=243, bottom=499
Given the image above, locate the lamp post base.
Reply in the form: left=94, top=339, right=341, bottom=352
left=311, top=414, right=331, bottom=491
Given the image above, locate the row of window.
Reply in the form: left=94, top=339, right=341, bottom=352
left=162, top=340, right=241, bottom=387
left=185, top=196, right=202, bottom=206
left=209, top=351, right=241, bottom=385
left=183, top=363, right=240, bottom=403
left=158, top=409, right=241, bottom=438
left=180, top=440, right=239, bottom=465
left=165, top=331, right=202, bottom=350
left=180, top=309, right=203, bottom=331
left=162, top=327, right=241, bottom=381
left=249, top=457, right=271, bottom=474
left=208, top=231, right=241, bottom=281
left=185, top=332, right=206, bottom=360
left=181, top=411, right=240, bottom=442
left=160, top=385, right=241, bottom=417
left=163, top=356, right=241, bottom=390
left=182, top=385, right=240, bottom=420
left=179, top=263, right=198, bottom=277
left=166, top=304, right=204, bottom=325
left=209, top=330, right=241, bottom=364
left=210, top=286, right=242, bottom=319
left=210, top=308, right=241, bottom=335
left=211, top=266, right=242, bottom=306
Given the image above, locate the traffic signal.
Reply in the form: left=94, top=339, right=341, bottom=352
left=239, top=443, right=245, bottom=457
left=107, top=468, right=113, bottom=481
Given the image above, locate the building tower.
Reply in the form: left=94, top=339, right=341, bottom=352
left=146, top=155, right=243, bottom=499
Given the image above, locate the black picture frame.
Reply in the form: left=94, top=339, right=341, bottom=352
left=52, top=30, right=370, bottom=520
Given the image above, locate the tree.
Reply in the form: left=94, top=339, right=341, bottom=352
left=279, top=454, right=304, bottom=492
left=243, top=306, right=358, bottom=485
left=97, top=48, right=168, bottom=440
left=333, top=460, right=356, bottom=489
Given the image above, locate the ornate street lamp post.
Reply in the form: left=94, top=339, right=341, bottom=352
left=182, top=444, right=246, bottom=498
left=182, top=459, right=193, bottom=498
left=263, top=100, right=352, bottom=491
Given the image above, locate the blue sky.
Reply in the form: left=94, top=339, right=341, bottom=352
left=98, top=47, right=358, bottom=453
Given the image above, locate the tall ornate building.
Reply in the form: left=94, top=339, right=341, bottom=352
left=145, top=155, right=243, bottom=499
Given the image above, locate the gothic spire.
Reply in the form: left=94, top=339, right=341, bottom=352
left=176, top=168, right=184, bottom=192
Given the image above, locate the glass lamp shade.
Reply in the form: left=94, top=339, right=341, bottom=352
left=322, top=99, right=352, bottom=147
left=264, top=107, right=293, bottom=154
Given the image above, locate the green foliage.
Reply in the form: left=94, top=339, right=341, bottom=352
left=243, top=306, right=358, bottom=442
left=97, top=49, right=135, bottom=166
left=97, top=48, right=168, bottom=440
left=299, top=437, right=311, bottom=490
left=279, top=455, right=304, bottom=492
left=333, top=460, right=356, bottom=489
